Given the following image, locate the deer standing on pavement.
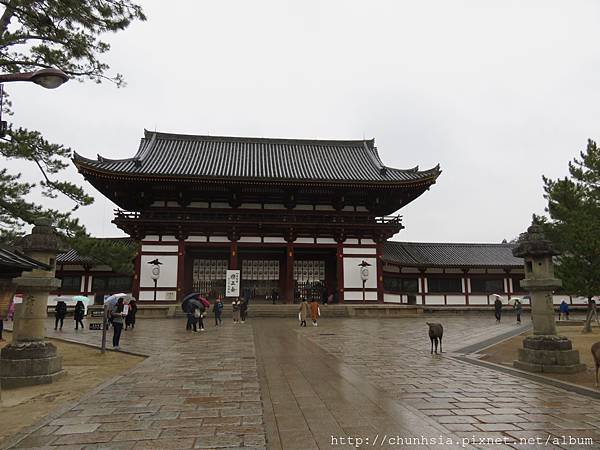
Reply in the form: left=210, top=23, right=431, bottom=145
left=427, top=322, right=444, bottom=355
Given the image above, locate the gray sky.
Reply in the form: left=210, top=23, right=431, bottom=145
left=6, top=0, right=600, bottom=242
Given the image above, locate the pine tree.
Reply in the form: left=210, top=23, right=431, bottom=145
left=0, top=1, right=145, bottom=272
left=538, top=139, right=600, bottom=332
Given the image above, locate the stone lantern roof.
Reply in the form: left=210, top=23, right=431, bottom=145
left=512, top=225, right=560, bottom=259
left=19, top=218, right=67, bottom=254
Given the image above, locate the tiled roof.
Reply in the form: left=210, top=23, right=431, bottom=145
left=57, top=238, right=136, bottom=265
left=74, top=130, right=441, bottom=184
left=0, top=247, right=50, bottom=271
left=383, top=241, right=523, bottom=268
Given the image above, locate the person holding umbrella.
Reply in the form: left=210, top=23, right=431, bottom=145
left=74, top=300, right=85, bottom=330
left=182, top=293, right=204, bottom=332
left=493, top=294, right=503, bottom=324
left=110, top=297, right=126, bottom=349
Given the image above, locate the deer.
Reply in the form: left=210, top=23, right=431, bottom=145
left=427, top=322, right=444, bottom=354
left=592, top=341, right=600, bottom=387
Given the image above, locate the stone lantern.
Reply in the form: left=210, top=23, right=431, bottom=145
left=512, top=224, right=585, bottom=373
left=0, top=219, right=65, bottom=388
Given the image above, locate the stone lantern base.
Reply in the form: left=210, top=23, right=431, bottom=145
left=513, top=335, right=586, bottom=374
left=0, top=341, right=64, bottom=389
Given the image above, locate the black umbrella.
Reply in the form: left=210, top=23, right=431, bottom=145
left=182, top=298, right=203, bottom=314
left=181, top=292, right=201, bottom=313
left=183, top=292, right=201, bottom=302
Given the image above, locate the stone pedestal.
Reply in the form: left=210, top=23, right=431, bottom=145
left=0, top=340, right=64, bottom=388
left=513, top=335, right=586, bottom=374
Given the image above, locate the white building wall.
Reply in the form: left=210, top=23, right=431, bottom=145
left=140, top=254, right=178, bottom=289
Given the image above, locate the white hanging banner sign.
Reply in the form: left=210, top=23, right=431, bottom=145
left=225, top=270, right=241, bottom=297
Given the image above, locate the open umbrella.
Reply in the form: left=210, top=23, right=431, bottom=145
left=104, top=293, right=132, bottom=308
left=182, top=298, right=203, bottom=314
left=72, top=295, right=89, bottom=303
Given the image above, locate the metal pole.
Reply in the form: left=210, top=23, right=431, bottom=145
left=101, top=304, right=107, bottom=354
left=153, top=279, right=157, bottom=302
left=362, top=280, right=366, bottom=303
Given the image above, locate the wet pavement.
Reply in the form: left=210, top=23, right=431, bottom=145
left=2, top=315, right=600, bottom=449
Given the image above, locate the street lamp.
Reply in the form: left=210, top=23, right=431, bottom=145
left=0, top=68, right=69, bottom=89
left=0, top=68, right=69, bottom=137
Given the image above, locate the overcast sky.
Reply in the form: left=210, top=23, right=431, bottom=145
left=5, top=0, right=600, bottom=242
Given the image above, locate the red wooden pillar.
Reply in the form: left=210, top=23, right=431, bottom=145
left=419, top=269, right=426, bottom=305
left=376, top=241, right=384, bottom=304
left=230, top=241, right=238, bottom=270
left=132, top=249, right=142, bottom=301
left=176, top=240, right=186, bottom=301
left=336, top=242, right=344, bottom=303
left=285, top=245, right=294, bottom=304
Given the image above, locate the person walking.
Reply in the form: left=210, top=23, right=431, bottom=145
left=298, top=299, right=308, bottom=327
left=232, top=298, right=241, bottom=323
left=54, top=297, right=67, bottom=331
left=559, top=300, right=570, bottom=321
left=110, top=298, right=125, bottom=349
left=214, top=297, right=224, bottom=326
left=494, top=297, right=503, bottom=324
left=240, top=298, right=248, bottom=323
left=74, top=300, right=85, bottom=330
left=186, top=305, right=199, bottom=332
left=310, top=298, right=320, bottom=326
left=271, top=289, right=279, bottom=305
left=125, top=299, right=137, bottom=330
left=513, top=299, right=522, bottom=324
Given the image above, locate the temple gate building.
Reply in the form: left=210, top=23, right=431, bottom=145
left=74, top=130, right=441, bottom=304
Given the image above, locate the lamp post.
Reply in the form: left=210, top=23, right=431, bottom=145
left=0, top=68, right=69, bottom=89
left=358, top=260, right=371, bottom=303
left=0, top=68, right=69, bottom=137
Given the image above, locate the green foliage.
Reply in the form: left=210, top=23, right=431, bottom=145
left=537, top=139, right=600, bottom=298
left=69, top=236, right=139, bottom=275
left=0, top=0, right=144, bottom=267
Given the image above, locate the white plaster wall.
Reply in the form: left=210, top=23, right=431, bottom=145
left=446, top=295, right=466, bottom=305
left=141, top=244, right=178, bottom=253
left=469, top=295, right=489, bottom=305
left=343, top=257, right=377, bottom=289
left=187, top=236, right=208, bottom=242
left=344, top=290, right=378, bottom=301
left=189, top=201, right=209, bottom=208
left=80, top=277, right=86, bottom=292
left=571, top=296, right=589, bottom=305
left=295, top=204, right=313, bottom=210
left=344, top=248, right=376, bottom=255
left=345, top=238, right=359, bottom=244
left=424, top=295, right=444, bottom=305
left=361, top=239, right=375, bottom=245
left=295, top=238, right=314, bottom=244
left=209, top=236, right=229, bottom=243
left=161, top=235, right=177, bottom=242
left=211, top=202, right=231, bottom=208
left=144, top=235, right=160, bottom=242
left=139, top=291, right=177, bottom=301
left=316, top=238, right=336, bottom=244
left=140, top=254, right=178, bottom=288
left=238, top=237, right=262, bottom=243
left=264, top=237, right=286, bottom=243
left=384, top=293, right=402, bottom=303
left=315, top=205, right=334, bottom=211
left=264, top=204, right=285, bottom=209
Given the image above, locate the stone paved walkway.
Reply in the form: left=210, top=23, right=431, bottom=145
left=2, top=315, right=600, bottom=450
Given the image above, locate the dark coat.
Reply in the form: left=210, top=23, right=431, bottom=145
left=74, top=303, right=85, bottom=321
left=55, top=301, right=67, bottom=318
